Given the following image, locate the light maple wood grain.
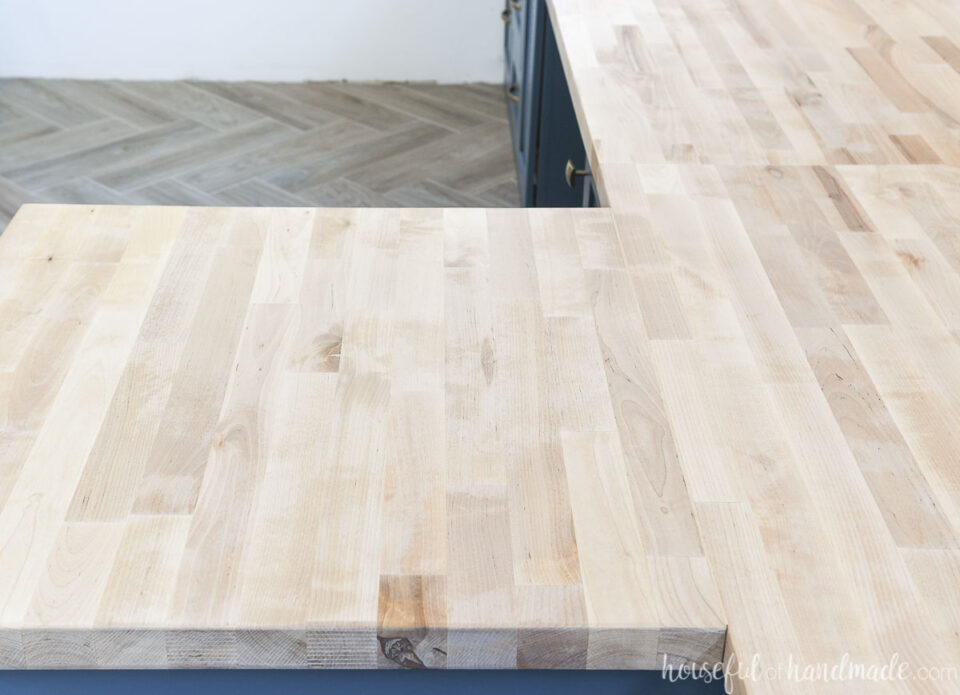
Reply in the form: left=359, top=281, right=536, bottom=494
left=545, top=0, right=960, bottom=690
left=0, top=205, right=725, bottom=670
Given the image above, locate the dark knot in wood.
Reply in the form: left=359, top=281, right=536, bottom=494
left=378, top=636, right=426, bottom=669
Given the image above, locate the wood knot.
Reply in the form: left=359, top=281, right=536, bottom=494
left=897, top=250, right=925, bottom=269
left=480, top=338, right=496, bottom=385
left=791, top=90, right=822, bottom=107
left=317, top=338, right=342, bottom=371
left=293, top=331, right=342, bottom=372
left=378, top=636, right=426, bottom=669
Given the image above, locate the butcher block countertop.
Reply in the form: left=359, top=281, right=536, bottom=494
left=548, top=0, right=960, bottom=692
left=0, top=205, right=725, bottom=670
left=1, top=0, right=960, bottom=690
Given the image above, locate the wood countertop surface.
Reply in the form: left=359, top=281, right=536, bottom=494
left=0, top=205, right=725, bottom=669
left=0, top=0, right=959, bottom=688
left=548, top=0, right=960, bottom=692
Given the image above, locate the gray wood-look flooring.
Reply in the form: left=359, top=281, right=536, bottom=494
left=0, top=79, right=520, bottom=231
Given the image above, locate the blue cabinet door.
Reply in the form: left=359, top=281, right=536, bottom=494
left=532, top=10, right=588, bottom=207
left=504, top=1, right=594, bottom=208
left=504, top=0, right=546, bottom=207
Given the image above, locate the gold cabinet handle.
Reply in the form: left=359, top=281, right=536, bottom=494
left=501, top=8, right=512, bottom=23
left=510, top=1, right=522, bottom=10
left=507, top=83, right=521, bottom=104
left=565, top=160, right=589, bottom=188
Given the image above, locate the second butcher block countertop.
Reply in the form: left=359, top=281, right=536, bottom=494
left=548, top=0, right=960, bottom=692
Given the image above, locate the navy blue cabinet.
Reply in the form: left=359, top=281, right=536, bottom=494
left=504, top=0, right=595, bottom=207
left=532, top=13, right=587, bottom=207
left=0, top=669, right=726, bottom=694
left=503, top=0, right=546, bottom=206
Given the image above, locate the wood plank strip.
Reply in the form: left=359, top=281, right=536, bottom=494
left=0, top=308, right=144, bottom=625
left=97, top=515, right=192, bottom=628
left=132, top=234, right=263, bottom=514
left=168, top=304, right=294, bottom=626
left=798, top=326, right=958, bottom=549
left=587, top=269, right=702, bottom=555
left=67, top=210, right=222, bottom=521
left=560, top=431, right=658, bottom=630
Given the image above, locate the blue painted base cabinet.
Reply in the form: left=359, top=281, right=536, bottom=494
left=504, top=0, right=597, bottom=207
left=0, top=669, right=726, bottom=694
left=503, top=0, right=546, bottom=206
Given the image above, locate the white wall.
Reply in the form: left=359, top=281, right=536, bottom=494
left=0, top=0, right=506, bottom=83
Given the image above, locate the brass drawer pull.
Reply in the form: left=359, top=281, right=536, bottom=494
left=507, top=83, right=521, bottom=104
left=501, top=8, right=512, bottom=23
left=510, top=1, right=522, bottom=10
left=565, top=160, right=589, bottom=188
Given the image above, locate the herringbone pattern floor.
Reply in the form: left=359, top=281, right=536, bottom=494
left=0, top=79, right=520, bottom=231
